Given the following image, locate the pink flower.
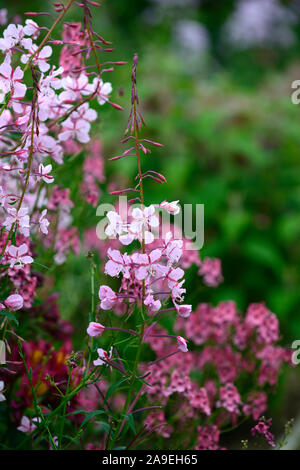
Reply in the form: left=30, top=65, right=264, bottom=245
left=216, top=383, right=241, bottom=415
left=4, top=294, right=23, bottom=310
left=23, top=20, right=40, bottom=39
left=0, top=24, right=32, bottom=53
left=132, top=249, right=162, bottom=280
left=58, top=115, right=91, bottom=144
left=17, top=416, right=40, bottom=434
left=59, top=74, right=90, bottom=102
left=144, top=294, right=161, bottom=313
left=87, top=77, right=112, bottom=105
left=0, top=57, right=27, bottom=111
left=176, top=336, right=188, bottom=352
left=3, top=207, right=30, bottom=237
left=105, top=248, right=131, bottom=278
left=198, top=257, right=223, bottom=287
left=87, top=322, right=105, bottom=337
left=98, top=285, right=117, bottom=310
left=21, top=45, right=53, bottom=73
left=130, top=205, right=159, bottom=244
left=5, top=243, right=34, bottom=269
left=93, top=347, right=113, bottom=366
left=251, top=418, right=275, bottom=447
left=173, top=302, right=192, bottom=318
left=38, top=209, right=50, bottom=235
left=37, top=164, right=54, bottom=184
left=159, top=200, right=180, bottom=215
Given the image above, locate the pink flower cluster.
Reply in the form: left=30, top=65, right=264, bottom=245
left=0, top=13, right=117, bottom=310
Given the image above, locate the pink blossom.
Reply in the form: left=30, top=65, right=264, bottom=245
left=17, top=416, right=40, bottom=434
left=173, top=302, right=192, bottom=318
left=38, top=209, right=50, bottom=235
left=4, top=294, right=24, bottom=310
left=0, top=24, right=32, bottom=53
left=87, top=322, right=105, bottom=337
left=3, top=207, right=30, bottom=237
left=144, top=294, right=161, bottom=313
left=198, top=257, right=223, bottom=287
left=5, top=243, right=34, bottom=269
left=176, top=336, right=188, bottom=352
left=251, top=418, right=275, bottom=447
left=37, top=164, right=54, bottom=184
left=0, top=57, right=27, bottom=111
left=216, top=383, right=241, bottom=414
left=93, top=347, right=113, bottom=366
left=159, top=200, right=180, bottom=215
left=105, top=248, right=131, bottom=278
left=21, top=45, right=53, bottom=73
left=58, top=115, right=91, bottom=144
left=87, top=77, right=112, bottom=105
left=132, top=249, right=162, bottom=280
left=98, top=285, right=117, bottom=310
left=130, top=205, right=159, bottom=244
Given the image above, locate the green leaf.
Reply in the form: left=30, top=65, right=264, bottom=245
left=105, top=377, right=128, bottom=401
left=122, top=413, right=136, bottom=434
left=0, top=310, right=19, bottom=326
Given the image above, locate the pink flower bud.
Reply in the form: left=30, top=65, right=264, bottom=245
left=87, top=322, right=105, bottom=337
left=176, top=336, right=188, bottom=353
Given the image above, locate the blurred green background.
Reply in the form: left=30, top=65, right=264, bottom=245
left=2, top=0, right=300, bottom=442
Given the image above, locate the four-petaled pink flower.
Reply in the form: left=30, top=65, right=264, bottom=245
left=130, top=205, right=159, bottom=244
left=21, top=45, right=53, bottom=73
left=5, top=243, right=34, bottom=269
left=3, top=207, right=30, bottom=237
left=87, top=77, right=112, bottom=105
left=132, top=249, right=162, bottom=280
